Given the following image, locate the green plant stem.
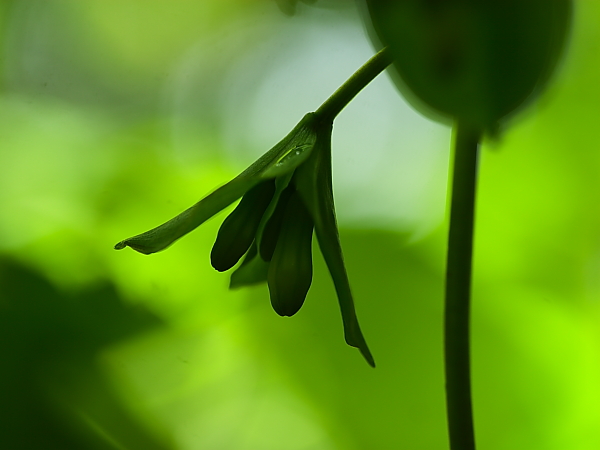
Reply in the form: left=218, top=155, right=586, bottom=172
left=445, top=122, right=481, bottom=450
left=311, top=45, right=481, bottom=450
left=315, top=47, right=392, bottom=123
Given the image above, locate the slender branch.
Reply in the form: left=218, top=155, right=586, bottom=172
left=315, top=47, right=392, bottom=123
left=444, top=122, right=481, bottom=450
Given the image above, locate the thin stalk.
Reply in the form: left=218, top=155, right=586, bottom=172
left=315, top=47, right=392, bottom=123
left=445, top=122, right=481, bottom=450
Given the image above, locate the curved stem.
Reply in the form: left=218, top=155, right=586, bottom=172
left=445, top=122, right=481, bottom=450
left=315, top=47, right=392, bottom=123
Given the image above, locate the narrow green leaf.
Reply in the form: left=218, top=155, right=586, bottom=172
left=295, top=124, right=375, bottom=367
left=268, top=190, right=314, bottom=317
left=114, top=177, right=256, bottom=255
left=211, top=180, right=275, bottom=272
left=115, top=113, right=318, bottom=255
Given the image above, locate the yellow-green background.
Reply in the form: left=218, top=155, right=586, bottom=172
left=1, top=1, right=598, bottom=449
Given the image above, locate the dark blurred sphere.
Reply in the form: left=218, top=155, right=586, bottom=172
left=363, top=0, right=572, bottom=131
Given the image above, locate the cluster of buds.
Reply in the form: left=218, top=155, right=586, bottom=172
left=116, top=112, right=374, bottom=367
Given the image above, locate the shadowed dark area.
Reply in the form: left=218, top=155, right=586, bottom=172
left=0, top=259, right=174, bottom=450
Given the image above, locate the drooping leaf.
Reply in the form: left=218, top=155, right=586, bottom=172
left=295, top=123, right=375, bottom=367
left=114, top=177, right=257, bottom=255
left=115, top=113, right=318, bottom=255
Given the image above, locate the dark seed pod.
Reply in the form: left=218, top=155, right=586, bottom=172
left=211, top=180, right=275, bottom=272
left=268, top=190, right=315, bottom=317
left=364, top=0, right=572, bottom=130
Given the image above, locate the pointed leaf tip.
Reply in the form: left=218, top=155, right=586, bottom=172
left=353, top=338, right=375, bottom=368
left=294, top=124, right=375, bottom=368
left=113, top=177, right=255, bottom=255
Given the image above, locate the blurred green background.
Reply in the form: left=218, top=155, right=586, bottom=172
left=1, top=1, right=599, bottom=449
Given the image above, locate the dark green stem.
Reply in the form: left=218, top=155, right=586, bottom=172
left=445, top=122, right=481, bottom=450
left=315, top=47, right=392, bottom=123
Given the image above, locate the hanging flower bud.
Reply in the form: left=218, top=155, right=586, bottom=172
left=258, top=184, right=294, bottom=262
left=268, top=189, right=315, bottom=317
left=211, top=180, right=275, bottom=272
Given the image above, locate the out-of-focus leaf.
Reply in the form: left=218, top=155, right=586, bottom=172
left=363, top=0, right=572, bottom=131
left=0, top=258, right=173, bottom=450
